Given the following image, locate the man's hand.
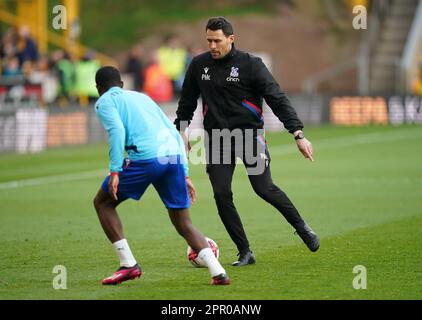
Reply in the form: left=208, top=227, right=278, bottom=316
left=294, top=130, right=314, bottom=162
left=296, top=138, right=314, bottom=161
left=108, top=173, right=119, bottom=201
left=185, top=177, right=197, bottom=204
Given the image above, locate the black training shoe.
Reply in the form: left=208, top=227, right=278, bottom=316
left=211, top=273, right=231, bottom=285
left=232, top=250, right=256, bottom=266
left=294, top=223, right=320, bottom=252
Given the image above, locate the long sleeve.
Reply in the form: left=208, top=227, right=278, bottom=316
left=175, top=59, right=200, bottom=131
left=252, top=57, right=303, bottom=133
left=95, top=103, right=125, bottom=172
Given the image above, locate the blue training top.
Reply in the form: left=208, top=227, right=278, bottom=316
left=95, top=87, right=188, bottom=176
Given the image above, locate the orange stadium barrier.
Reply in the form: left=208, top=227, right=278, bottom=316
left=47, top=112, right=88, bottom=147
left=330, top=97, right=389, bottom=126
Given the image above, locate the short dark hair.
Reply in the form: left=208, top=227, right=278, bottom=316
left=95, top=66, right=122, bottom=89
left=206, top=17, right=234, bottom=37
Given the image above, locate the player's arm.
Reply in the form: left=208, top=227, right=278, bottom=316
left=95, top=103, right=126, bottom=199
left=252, top=58, right=313, bottom=161
left=185, top=176, right=197, bottom=204
left=174, top=59, right=200, bottom=152
left=252, top=57, right=303, bottom=133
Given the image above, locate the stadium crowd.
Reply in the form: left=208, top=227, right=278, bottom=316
left=0, top=26, right=204, bottom=107
left=1, top=24, right=422, bottom=108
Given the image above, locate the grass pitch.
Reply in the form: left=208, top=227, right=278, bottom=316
left=0, top=125, right=421, bottom=300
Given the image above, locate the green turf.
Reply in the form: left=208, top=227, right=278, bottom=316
left=0, top=125, right=421, bottom=299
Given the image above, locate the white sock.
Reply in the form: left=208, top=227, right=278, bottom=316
left=112, top=238, right=137, bottom=268
left=198, top=248, right=226, bottom=277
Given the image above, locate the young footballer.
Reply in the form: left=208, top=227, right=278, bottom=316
left=93, top=66, right=230, bottom=285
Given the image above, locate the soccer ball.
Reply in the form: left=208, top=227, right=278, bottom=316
left=187, top=237, right=219, bottom=268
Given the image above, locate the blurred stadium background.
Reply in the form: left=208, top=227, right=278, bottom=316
left=0, top=0, right=421, bottom=300
left=0, top=0, right=421, bottom=152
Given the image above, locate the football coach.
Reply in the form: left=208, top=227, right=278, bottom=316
left=174, top=17, right=320, bottom=266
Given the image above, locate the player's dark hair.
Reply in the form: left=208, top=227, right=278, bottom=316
left=95, top=66, right=122, bottom=90
left=206, top=17, right=234, bottom=37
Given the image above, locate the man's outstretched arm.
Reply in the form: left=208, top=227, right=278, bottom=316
left=252, top=57, right=314, bottom=162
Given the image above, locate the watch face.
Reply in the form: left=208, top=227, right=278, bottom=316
left=296, top=132, right=304, bottom=139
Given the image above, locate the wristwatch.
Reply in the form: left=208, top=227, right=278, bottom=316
left=294, top=132, right=305, bottom=140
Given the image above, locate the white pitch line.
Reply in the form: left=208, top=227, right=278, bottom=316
left=0, top=169, right=106, bottom=190
left=0, top=127, right=421, bottom=190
